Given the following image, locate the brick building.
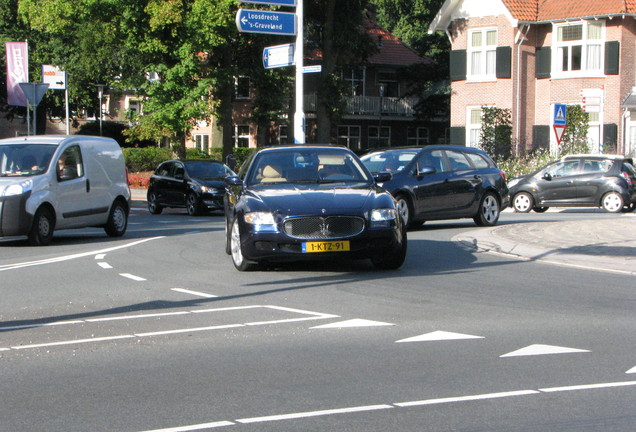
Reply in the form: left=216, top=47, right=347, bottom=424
left=429, top=0, right=636, bottom=156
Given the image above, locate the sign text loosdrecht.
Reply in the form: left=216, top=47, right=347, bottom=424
left=236, top=9, right=296, bottom=36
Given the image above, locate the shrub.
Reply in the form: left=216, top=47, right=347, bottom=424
left=127, top=171, right=152, bottom=188
left=123, top=147, right=174, bottom=172
left=496, top=147, right=555, bottom=180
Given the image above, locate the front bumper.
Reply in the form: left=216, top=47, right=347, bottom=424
left=239, top=225, right=404, bottom=263
left=0, top=193, right=32, bottom=237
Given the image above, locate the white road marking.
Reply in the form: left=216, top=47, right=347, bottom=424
left=539, top=381, right=636, bottom=393
left=171, top=288, right=217, bottom=298
left=394, top=390, right=539, bottom=407
left=134, top=380, right=636, bottom=432
left=0, top=305, right=337, bottom=351
left=140, top=421, right=235, bottom=431
left=94, top=254, right=106, bottom=260
left=0, top=237, right=164, bottom=272
left=396, top=330, right=485, bottom=343
left=311, top=318, right=393, bottom=329
left=12, top=335, right=135, bottom=350
left=501, top=344, right=590, bottom=357
left=120, top=273, right=147, bottom=281
left=627, top=366, right=636, bottom=374
left=98, top=262, right=113, bottom=269
left=236, top=404, right=393, bottom=423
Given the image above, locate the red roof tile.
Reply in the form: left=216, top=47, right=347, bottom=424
left=502, top=0, right=636, bottom=22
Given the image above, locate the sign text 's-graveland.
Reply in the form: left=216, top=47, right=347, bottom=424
left=236, top=9, right=296, bottom=36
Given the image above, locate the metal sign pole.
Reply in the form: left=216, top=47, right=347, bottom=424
left=293, top=0, right=305, bottom=144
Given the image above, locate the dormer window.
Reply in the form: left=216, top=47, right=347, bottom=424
left=467, top=28, right=497, bottom=82
left=553, top=21, right=604, bottom=77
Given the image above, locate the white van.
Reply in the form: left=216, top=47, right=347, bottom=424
left=0, top=135, right=131, bottom=245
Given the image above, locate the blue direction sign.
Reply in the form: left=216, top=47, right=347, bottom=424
left=236, top=9, right=296, bottom=36
left=263, top=43, right=295, bottom=69
left=240, top=0, right=297, bottom=5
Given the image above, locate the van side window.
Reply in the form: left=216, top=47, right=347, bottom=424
left=57, top=146, right=84, bottom=181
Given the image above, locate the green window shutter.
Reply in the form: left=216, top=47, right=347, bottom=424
left=605, top=41, right=619, bottom=75
left=603, top=123, right=618, bottom=150
left=496, top=46, right=512, bottom=78
left=535, top=47, right=551, bottom=79
left=532, top=125, right=550, bottom=149
left=449, top=126, right=466, bottom=146
left=450, top=50, right=467, bottom=81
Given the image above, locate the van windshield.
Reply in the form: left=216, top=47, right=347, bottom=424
left=0, top=144, right=57, bottom=177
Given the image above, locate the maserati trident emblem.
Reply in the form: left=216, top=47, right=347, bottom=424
left=321, top=208, right=326, bottom=214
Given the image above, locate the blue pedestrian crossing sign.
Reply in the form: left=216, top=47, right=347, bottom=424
left=553, top=104, right=567, bottom=126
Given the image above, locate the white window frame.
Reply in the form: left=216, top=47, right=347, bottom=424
left=466, top=106, right=483, bottom=148
left=368, top=125, right=391, bottom=149
left=233, top=125, right=250, bottom=148
left=235, top=76, right=251, bottom=100
left=552, top=20, right=605, bottom=79
left=342, top=67, right=365, bottom=96
left=194, top=134, right=209, bottom=153
left=337, top=125, right=361, bottom=151
left=407, top=127, right=430, bottom=146
left=467, top=28, right=497, bottom=82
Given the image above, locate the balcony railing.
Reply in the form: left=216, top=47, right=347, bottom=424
left=304, top=95, right=417, bottom=117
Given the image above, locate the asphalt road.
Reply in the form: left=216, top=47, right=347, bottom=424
left=1, top=205, right=635, bottom=432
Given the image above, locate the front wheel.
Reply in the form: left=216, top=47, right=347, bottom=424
left=104, top=201, right=128, bottom=237
left=147, top=190, right=163, bottom=214
left=473, top=192, right=500, bottom=226
left=601, top=191, right=623, bottom=213
left=28, top=206, right=55, bottom=246
left=371, top=226, right=407, bottom=270
left=395, top=194, right=413, bottom=228
left=186, top=193, right=201, bottom=216
left=230, top=219, right=258, bottom=271
left=512, top=192, right=533, bottom=213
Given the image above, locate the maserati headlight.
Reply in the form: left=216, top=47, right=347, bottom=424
left=3, top=179, right=32, bottom=197
left=370, top=208, right=396, bottom=221
left=243, top=212, right=277, bottom=232
left=244, top=212, right=275, bottom=224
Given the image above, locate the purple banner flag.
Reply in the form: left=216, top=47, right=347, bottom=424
left=5, top=42, right=29, bottom=107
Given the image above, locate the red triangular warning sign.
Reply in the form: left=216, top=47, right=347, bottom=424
left=553, top=125, right=566, bottom=145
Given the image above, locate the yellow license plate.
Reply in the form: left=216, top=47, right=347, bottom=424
left=302, top=240, right=350, bottom=253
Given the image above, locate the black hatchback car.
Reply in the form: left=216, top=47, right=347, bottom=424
left=147, top=159, right=236, bottom=215
left=508, top=154, right=636, bottom=213
left=224, top=145, right=407, bottom=271
left=360, top=145, right=510, bottom=228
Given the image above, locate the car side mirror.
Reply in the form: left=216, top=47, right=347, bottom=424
left=374, top=172, right=392, bottom=183
left=417, top=166, right=436, bottom=176
left=542, top=173, right=552, bottom=181
left=225, top=175, right=244, bottom=187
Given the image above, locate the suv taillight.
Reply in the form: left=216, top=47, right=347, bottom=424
left=499, top=171, right=507, bottom=183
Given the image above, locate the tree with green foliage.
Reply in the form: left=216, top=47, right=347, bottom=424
left=480, top=106, right=512, bottom=160
left=560, top=104, right=590, bottom=155
left=371, top=0, right=450, bottom=121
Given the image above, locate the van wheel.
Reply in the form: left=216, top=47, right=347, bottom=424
left=28, top=207, right=55, bottom=246
left=105, top=201, right=128, bottom=237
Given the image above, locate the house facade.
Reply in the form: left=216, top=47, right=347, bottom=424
left=429, top=0, right=636, bottom=156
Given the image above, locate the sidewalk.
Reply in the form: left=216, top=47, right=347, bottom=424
left=454, top=214, right=636, bottom=275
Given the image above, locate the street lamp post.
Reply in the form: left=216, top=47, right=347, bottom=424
left=96, top=84, right=105, bottom=136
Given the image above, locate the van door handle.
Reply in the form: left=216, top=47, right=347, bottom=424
left=86, top=179, right=90, bottom=193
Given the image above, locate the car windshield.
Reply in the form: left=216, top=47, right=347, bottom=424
left=0, top=144, right=57, bottom=177
left=185, top=161, right=234, bottom=179
left=247, top=148, right=371, bottom=186
left=361, top=149, right=418, bottom=174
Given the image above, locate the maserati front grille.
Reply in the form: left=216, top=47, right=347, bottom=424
left=283, top=216, right=365, bottom=239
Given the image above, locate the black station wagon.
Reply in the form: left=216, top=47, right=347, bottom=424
left=361, top=145, right=510, bottom=228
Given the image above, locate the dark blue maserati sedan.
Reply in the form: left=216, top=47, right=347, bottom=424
left=223, top=145, right=407, bottom=271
